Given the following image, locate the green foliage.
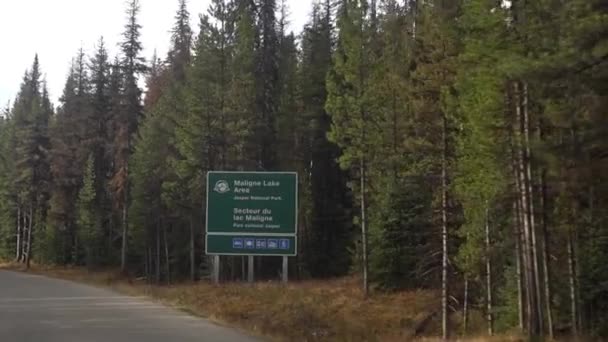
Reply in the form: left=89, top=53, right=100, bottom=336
left=370, top=179, right=432, bottom=290
left=77, top=155, right=102, bottom=268
left=0, top=111, right=15, bottom=259
left=0, top=1, right=607, bottom=338
left=454, top=0, right=510, bottom=278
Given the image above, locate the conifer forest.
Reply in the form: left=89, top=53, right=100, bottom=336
left=0, top=0, right=607, bottom=339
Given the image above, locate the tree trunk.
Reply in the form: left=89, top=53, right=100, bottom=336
left=485, top=205, right=493, bottom=336
left=144, top=247, right=150, bottom=283
left=120, top=190, right=128, bottom=273
left=190, top=215, right=196, bottom=282
left=108, top=213, right=113, bottom=262
left=441, top=114, right=449, bottom=341
left=514, top=81, right=537, bottom=336
left=523, top=82, right=544, bottom=335
left=15, top=206, right=21, bottom=262
left=360, top=158, right=369, bottom=298
left=463, top=276, right=469, bottom=336
left=25, top=205, right=33, bottom=269
left=156, top=219, right=161, bottom=284
left=568, top=228, right=578, bottom=337
left=514, top=201, right=525, bottom=331
left=163, top=223, right=170, bottom=285
left=537, top=118, right=554, bottom=339
left=539, top=169, right=554, bottom=339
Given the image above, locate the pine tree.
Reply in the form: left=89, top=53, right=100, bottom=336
left=326, top=0, right=378, bottom=296
left=113, top=0, right=146, bottom=273
left=229, top=0, right=257, bottom=169
left=77, top=155, right=102, bottom=268
left=88, top=37, right=114, bottom=265
left=47, top=50, right=92, bottom=265
left=0, top=105, right=16, bottom=260
left=12, top=56, right=52, bottom=267
left=299, top=1, right=352, bottom=278
left=168, top=0, right=192, bottom=83
left=367, top=0, right=432, bottom=290
left=254, top=0, right=280, bottom=170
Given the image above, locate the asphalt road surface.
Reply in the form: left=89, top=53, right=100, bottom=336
left=0, top=270, right=260, bottom=342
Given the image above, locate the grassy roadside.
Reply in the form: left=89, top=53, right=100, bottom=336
left=0, top=263, right=520, bottom=341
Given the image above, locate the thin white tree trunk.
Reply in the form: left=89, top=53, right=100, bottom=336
left=156, top=220, right=161, bottom=284
left=164, top=224, right=170, bottom=285
left=485, top=205, right=493, bottom=336
left=463, top=277, right=469, bottom=337
left=514, top=81, right=536, bottom=335
left=523, top=82, right=544, bottom=335
left=441, top=114, right=449, bottom=341
left=515, top=201, right=525, bottom=331
left=568, top=228, right=578, bottom=337
left=25, top=205, right=33, bottom=269
left=537, top=119, right=554, bottom=339
left=15, top=206, right=21, bottom=262
left=360, top=158, right=369, bottom=297
left=539, top=169, right=554, bottom=339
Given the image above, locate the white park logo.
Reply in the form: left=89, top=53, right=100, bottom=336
left=214, top=180, right=231, bottom=194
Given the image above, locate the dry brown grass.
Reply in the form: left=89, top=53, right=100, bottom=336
left=0, top=262, right=520, bottom=342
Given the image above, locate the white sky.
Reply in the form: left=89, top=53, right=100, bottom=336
left=0, top=0, right=314, bottom=108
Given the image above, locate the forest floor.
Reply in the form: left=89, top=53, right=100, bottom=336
left=0, top=262, right=522, bottom=341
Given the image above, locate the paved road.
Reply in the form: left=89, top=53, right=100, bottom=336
left=0, top=270, right=260, bottom=342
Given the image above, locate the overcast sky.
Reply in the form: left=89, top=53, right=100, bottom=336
left=0, top=0, right=313, bottom=108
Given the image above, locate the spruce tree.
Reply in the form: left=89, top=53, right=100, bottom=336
left=76, top=155, right=101, bottom=268
left=113, top=0, right=145, bottom=273
left=326, top=0, right=378, bottom=296
left=254, top=0, right=280, bottom=170
left=299, top=1, right=352, bottom=277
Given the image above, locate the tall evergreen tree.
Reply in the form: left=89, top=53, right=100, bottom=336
left=299, top=1, right=352, bottom=278
left=254, top=0, right=280, bottom=170
left=113, top=0, right=145, bottom=273
left=11, top=56, right=52, bottom=267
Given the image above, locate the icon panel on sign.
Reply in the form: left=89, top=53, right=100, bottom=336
left=233, top=238, right=244, bottom=249
left=256, top=239, right=267, bottom=249
left=267, top=239, right=279, bottom=249
left=244, top=238, right=255, bottom=249
left=279, top=239, right=290, bottom=250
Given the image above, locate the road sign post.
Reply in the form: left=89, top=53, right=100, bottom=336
left=206, top=172, right=298, bottom=282
left=282, top=256, right=288, bottom=284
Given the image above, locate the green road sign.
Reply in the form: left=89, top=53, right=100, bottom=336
left=206, top=172, right=297, bottom=256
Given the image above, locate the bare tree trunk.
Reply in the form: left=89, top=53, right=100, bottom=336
left=514, top=81, right=537, bottom=336
left=514, top=200, right=525, bottom=331
left=537, top=118, right=554, bottom=339
left=156, top=220, right=161, bottom=284
left=360, top=158, right=369, bottom=298
left=571, top=128, right=583, bottom=333
left=163, top=224, right=170, bottom=285
left=463, top=276, right=469, bottom=336
left=539, top=169, right=554, bottom=339
left=441, top=114, right=449, bottom=341
left=485, top=205, right=493, bottom=336
left=144, top=247, right=150, bottom=283
left=190, top=215, right=196, bottom=282
left=25, top=205, right=33, bottom=269
left=120, top=192, right=128, bottom=273
left=523, top=82, right=544, bottom=335
left=568, top=228, right=578, bottom=337
left=15, top=206, right=21, bottom=262
left=120, top=157, right=129, bottom=274
left=108, top=214, right=113, bottom=261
